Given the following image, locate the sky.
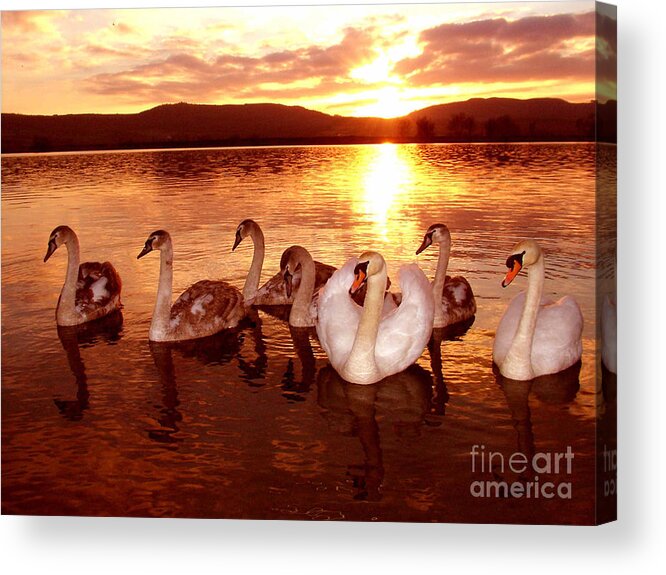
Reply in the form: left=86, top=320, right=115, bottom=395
left=1, top=1, right=604, bottom=118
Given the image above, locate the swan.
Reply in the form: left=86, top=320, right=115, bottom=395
left=415, top=223, right=476, bottom=328
left=232, top=219, right=336, bottom=305
left=44, top=225, right=122, bottom=326
left=137, top=230, right=245, bottom=342
left=492, top=239, right=583, bottom=380
left=316, top=251, right=434, bottom=385
left=279, top=245, right=319, bottom=327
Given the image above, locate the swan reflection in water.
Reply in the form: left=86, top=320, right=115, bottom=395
left=426, top=318, right=474, bottom=419
left=147, top=311, right=268, bottom=444
left=252, top=305, right=319, bottom=400
left=281, top=326, right=317, bottom=400
left=317, top=363, right=432, bottom=501
left=54, top=310, right=124, bottom=421
left=494, top=361, right=581, bottom=481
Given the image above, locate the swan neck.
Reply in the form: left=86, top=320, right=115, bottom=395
left=347, top=266, right=387, bottom=369
left=289, top=249, right=316, bottom=327
left=58, top=235, right=81, bottom=320
left=432, top=239, right=450, bottom=299
left=243, top=224, right=265, bottom=300
left=504, top=255, right=544, bottom=376
left=151, top=241, right=174, bottom=338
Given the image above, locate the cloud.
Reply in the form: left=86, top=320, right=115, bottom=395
left=111, top=21, right=134, bottom=35
left=596, top=9, right=617, bottom=96
left=83, top=26, right=380, bottom=104
left=2, top=7, right=603, bottom=115
left=1, top=10, right=61, bottom=36
left=395, top=12, right=595, bottom=86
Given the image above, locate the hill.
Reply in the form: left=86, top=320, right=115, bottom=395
left=1, top=98, right=616, bottom=153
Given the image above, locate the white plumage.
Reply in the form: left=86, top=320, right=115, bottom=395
left=316, top=254, right=434, bottom=385
left=493, top=291, right=583, bottom=377
left=492, top=239, right=583, bottom=380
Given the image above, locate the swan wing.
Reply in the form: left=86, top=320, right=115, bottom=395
left=374, top=264, right=435, bottom=378
left=492, top=291, right=527, bottom=365
left=315, top=258, right=363, bottom=371
left=530, top=295, right=583, bottom=374
left=75, top=261, right=122, bottom=311
left=170, top=280, right=245, bottom=338
left=252, top=260, right=336, bottom=306
left=440, top=275, right=476, bottom=325
left=493, top=292, right=583, bottom=374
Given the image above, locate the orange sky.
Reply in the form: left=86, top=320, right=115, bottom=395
left=0, top=1, right=605, bottom=118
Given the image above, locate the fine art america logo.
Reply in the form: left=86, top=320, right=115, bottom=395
left=470, top=444, right=574, bottom=499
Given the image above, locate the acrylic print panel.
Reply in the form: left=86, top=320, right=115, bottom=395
left=1, top=1, right=617, bottom=524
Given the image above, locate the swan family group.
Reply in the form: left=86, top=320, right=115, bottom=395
left=44, top=221, right=594, bottom=385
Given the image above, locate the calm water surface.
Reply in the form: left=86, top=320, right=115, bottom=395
left=2, top=143, right=611, bottom=523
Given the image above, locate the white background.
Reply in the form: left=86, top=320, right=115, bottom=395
left=1, top=0, right=664, bottom=573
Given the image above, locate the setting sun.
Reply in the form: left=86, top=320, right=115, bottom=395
left=354, top=86, right=414, bottom=118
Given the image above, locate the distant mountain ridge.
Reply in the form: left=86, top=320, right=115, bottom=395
left=1, top=98, right=616, bottom=153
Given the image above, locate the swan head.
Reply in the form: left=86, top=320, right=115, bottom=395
left=280, top=246, right=299, bottom=298
left=350, top=251, right=386, bottom=296
left=416, top=223, right=451, bottom=255
left=502, top=239, right=542, bottom=287
left=232, top=219, right=258, bottom=251
left=280, top=245, right=312, bottom=298
left=44, top=225, right=75, bottom=262
left=137, top=230, right=170, bottom=259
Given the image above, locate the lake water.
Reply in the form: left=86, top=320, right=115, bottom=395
left=1, top=143, right=613, bottom=523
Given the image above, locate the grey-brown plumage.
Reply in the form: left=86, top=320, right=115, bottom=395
left=439, top=275, right=477, bottom=326
left=416, top=223, right=476, bottom=329
left=44, top=225, right=122, bottom=326
left=253, top=260, right=336, bottom=306
left=168, top=280, right=245, bottom=340
left=138, top=230, right=246, bottom=342
left=75, top=262, right=122, bottom=315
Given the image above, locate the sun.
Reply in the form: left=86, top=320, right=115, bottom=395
left=353, top=86, right=414, bottom=119
left=347, top=37, right=423, bottom=118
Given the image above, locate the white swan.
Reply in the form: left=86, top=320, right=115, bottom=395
left=316, top=251, right=434, bottom=385
left=232, top=219, right=336, bottom=305
left=44, top=225, right=122, bottom=326
left=415, top=223, right=476, bottom=328
left=493, top=239, right=583, bottom=380
left=138, top=230, right=245, bottom=342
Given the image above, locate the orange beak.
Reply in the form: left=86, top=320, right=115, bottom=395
left=502, top=260, right=522, bottom=288
left=349, top=269, right=367, bottom=295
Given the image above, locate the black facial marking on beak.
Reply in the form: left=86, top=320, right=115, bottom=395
left=502, top=250, right=526, bottom=288
left=43, top=238, right=57, bottom=262
left=137, top=239, right=154, bottom=259
left=283, top=268, right=293, bottom=298
left=350, top=261, right=369, bottom=295
left=505, top=251, right=525, bottom=270
left=416, top=231, right=433, bottom=255
left=232, top=229, right=242, bottom=251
